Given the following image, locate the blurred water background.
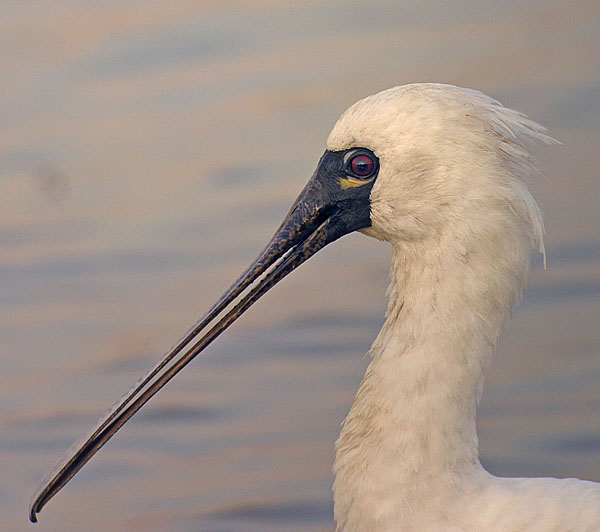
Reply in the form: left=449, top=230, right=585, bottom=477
left=2, top=1, right=600, bottom=531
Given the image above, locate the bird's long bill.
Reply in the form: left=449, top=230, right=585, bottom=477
left=30, top=151, right=375, bottom=522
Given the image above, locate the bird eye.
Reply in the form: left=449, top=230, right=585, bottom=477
left=349, top=154, right=375, bottom=178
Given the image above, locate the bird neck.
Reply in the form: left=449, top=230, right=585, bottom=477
left=334, top=226, right=531, bottom=531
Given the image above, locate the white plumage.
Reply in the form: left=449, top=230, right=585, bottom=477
left=329, top=84, right=600, bottom=532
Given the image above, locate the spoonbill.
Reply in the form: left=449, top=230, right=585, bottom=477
left=30, top=84, right=600, bottom=531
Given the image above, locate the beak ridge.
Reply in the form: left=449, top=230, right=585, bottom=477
left=29, top=163, right=350, bottom=522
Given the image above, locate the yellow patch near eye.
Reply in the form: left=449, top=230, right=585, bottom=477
left=340, top=177, right=369, bottom=190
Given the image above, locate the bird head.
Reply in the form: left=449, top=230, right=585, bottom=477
left=327, top=84, right=551, bottom=252
left=29, top=84, right=554, bottom=522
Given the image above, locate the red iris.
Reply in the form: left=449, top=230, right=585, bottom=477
left=350, top=154, right=374, bottom=177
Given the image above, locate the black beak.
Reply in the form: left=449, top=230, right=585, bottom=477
left=29, top=148, right=378, bottom=522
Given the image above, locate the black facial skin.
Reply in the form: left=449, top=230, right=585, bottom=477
left=29, top=147, right=380, bottom=523
left=283, top=148, right=379, bottom=246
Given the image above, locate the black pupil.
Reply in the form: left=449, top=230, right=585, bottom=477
left=351, top=155, right=373, bottom=177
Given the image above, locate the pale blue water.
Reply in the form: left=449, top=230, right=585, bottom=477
left=2, top=2, right=600, bottom=531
